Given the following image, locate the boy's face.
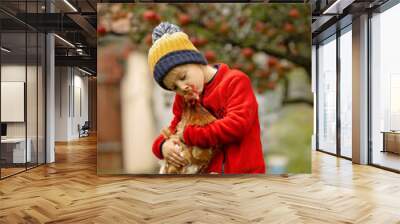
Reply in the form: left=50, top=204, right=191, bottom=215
left=163, top=64, right=205, bottom=98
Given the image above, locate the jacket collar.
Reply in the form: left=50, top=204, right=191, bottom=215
left=202, top=63, right=229, bottom=96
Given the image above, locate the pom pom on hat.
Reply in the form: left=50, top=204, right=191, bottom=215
left=152, top=22, right=182, bottom=44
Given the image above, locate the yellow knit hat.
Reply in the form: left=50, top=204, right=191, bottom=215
left=148, top=22, right=207, bottom=89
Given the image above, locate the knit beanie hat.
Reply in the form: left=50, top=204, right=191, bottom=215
left=148, top=22, right=208, bottom=90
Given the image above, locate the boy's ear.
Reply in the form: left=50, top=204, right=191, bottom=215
left=198, top=64, right=207, bottom=72
left=199, top=64, right=210, bottom=77
left=162, top=72, right=174, bottom=91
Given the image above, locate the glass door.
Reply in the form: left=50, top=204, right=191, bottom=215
left=0, top=0, right=47, bottom=179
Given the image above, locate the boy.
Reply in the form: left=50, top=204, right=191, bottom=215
left=148, top=22, right=265, bottom=174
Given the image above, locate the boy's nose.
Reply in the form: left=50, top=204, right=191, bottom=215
left=177, top=82, right=190, bottom=93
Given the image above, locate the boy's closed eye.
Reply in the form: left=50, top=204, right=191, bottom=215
left=171, top=74, right=186, bottom=91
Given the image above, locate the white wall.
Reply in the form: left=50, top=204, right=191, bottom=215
left=72, top=73, right=89, bottom=138
left=1, top=65, right=33, bottom=138
left=1, top=66, right=26, bottom=133
left=1, top=65, right=26, bottom=81
left=55, top=66, right=69, bottom=141
left=54, top=67, right=89, bottom=141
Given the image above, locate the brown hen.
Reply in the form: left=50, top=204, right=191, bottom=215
left=160, top=87, right=218, bottom=174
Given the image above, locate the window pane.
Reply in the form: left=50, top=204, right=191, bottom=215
left=340, top=28, right=352, bottom=158
left=317, top=36, right=337, bottom=154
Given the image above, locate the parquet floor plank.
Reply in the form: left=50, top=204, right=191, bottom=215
left=0, top=135, right=399, bottom=223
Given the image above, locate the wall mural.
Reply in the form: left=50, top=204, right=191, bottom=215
left=97, top=3, right=312, bottom=175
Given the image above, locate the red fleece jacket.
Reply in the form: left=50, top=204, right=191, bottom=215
left=152, top=63, right=266, bottom=174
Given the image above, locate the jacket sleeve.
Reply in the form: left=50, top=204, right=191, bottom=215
left=152, top=95, right=183, bottom=159
left=183, top=74, right=258, bottom=148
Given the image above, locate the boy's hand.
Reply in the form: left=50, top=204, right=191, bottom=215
left=162, top=137, right=188, bottom=168
left=161, top=127, right=171, bottom=138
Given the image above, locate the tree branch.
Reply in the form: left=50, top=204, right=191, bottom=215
left=174, top=5, right=311, bottom=76
left=189, top=21, right=311, bottom=74
left=221, top=37, right=311, bottom=75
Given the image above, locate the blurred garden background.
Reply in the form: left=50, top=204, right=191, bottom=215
left=97, top=3, right=312, bottom=174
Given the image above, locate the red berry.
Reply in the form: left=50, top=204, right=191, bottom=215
left=284, top=22, right=295, bottom=33
left=190, top=37, right=200, bottom=46
left=143, top=10, right=160, bottom=22
left=245, top=63, right=255, bottom=72
left=255, top=70, right=270, bottom=78
left=255, top=21, right=265, bottom=33
left=191, top=37, right=208, bottom=47
left=232, top=63, right=243, bottom=70
left=198, top=37, right=208, bottom=46
left=204, top=50, right=216, bottom=62
left=289, top=8, right=300, bottom=18
left=97, top=25, right=106, bottom=36
left=267, top=57, right=278, bottom=68
left=241, top=48, right=254, bottom=58
left=238, top=16, right=247, bottom=27
left=178, top=14, right=191, bottom=26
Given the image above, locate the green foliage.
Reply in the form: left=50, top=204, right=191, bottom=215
left=265, top=104, right=312, bottom=174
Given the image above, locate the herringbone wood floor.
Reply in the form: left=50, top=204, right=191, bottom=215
left=1, top=135, right=400, bottom=224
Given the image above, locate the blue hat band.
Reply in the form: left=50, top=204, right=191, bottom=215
left=154, top=50, right=208, bottom=90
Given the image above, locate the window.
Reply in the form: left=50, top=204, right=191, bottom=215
left=370, top=2, right=400, bottom=171
left=317, top=35, right=337, bottom=154
left=339, top=26, right=352, bottom=158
